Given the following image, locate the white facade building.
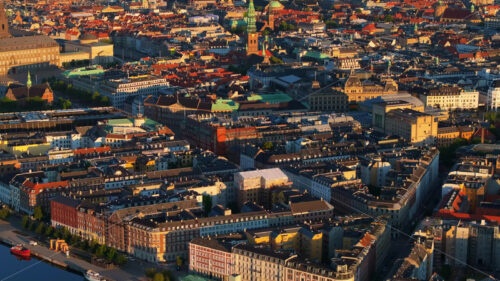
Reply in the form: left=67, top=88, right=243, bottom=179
left=100, top=75, right=169, bottom=108
left=420, top=88, right=479, bottom=111
left=487, top=80, right=500, bottom=111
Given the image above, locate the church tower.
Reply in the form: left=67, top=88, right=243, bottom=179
left=0, top=1, right=10, bottom=39
left=246, top=0, right=259, bottom=56
left=267, top=7, right=274, bottom=30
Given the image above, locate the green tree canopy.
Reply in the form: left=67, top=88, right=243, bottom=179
left=35, top=222, right=45, bottom=234
left=106, top=248, right=117, bottom=262
left=383, top=14, right=394, bottom=22
left=96, top=244, right=107, bottom=258
left=33, top=205, right=43, bottom=221
left=263, top=141, right=274, bottom=150
left=115, top=254, right=127, bottom=265
left=145, top=268, right=157, bottom=278
left=153, top=273, right=164, bottom=281
left=202, top=195, right=212, bottom=216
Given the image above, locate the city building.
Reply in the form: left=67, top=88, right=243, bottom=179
left=487, top=80, right=500, bottom=111
left=417, top=86, right=479, bottom=110
left=99, top=75, right=169, bottom=108
left=0, top=4, right=60, bottom=75
left=235, top=168, right=289, bottom=208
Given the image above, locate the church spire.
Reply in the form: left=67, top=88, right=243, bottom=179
left=247, top=0, right=256, bottom=34
left=246, top=0, right=259, bottom=55
left=27, top=71, right=32, bottom=89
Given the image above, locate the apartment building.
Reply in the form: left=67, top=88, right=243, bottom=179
left=384, top=109, right=438, bottom=145
left=420, top=218, right=500, bottom=271
left=419, top=87, right=479, bottom=110
left=235, top=168, right=289, bottom=208
left=100, top=75, right=169, bottom=108
left=487, top=79, right=500, bottom=110
left=51, top=195, right=334, bottom=262
left=189, top=237, right=235, bottom=281
left=189, top=216, right=389, bottom=281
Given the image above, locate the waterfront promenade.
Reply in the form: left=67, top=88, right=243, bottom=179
left=0, top=219, right=162, bottom=281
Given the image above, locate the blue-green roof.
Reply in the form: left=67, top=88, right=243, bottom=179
left=211, top=99, right=239, bottom=111
left=107, top=118, right=134, bottom=126
left=304, top=51, right=331, bottom=61
left=247, top=92, right=292, bottom=104
left=62, top=65, right=104, bottom=78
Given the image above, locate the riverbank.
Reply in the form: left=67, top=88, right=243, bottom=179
left=0, top=234, right=81, bottom=275
left=0, top=243, right=82, bottom=281
left=0, top=219, right=152, bottom=281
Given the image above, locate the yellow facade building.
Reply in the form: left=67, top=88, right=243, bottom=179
left=0, top=139, right=51, bottom=156
left=246, top=225, right=323, bottom=262
left=373, top=101, right=437, bottom=145
left=0, top=3, right=60, bottom=75
left=340, top=74, right=398, bottom=103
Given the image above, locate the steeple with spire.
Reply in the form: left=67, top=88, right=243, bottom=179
left=246, top=0, right=259, bottom=56
left=0, top=1, right=10, bottom=39
left=27, top=71, right=32, bottom=89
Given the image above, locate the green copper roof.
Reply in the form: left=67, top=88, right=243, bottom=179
left=246, top=0, right=256, bottom=33
left=247, top=92, right=292, bottom=104
left=211, top=99, right=239, bottom=111
left=269, top=0, right=283, bottom=9
left=304, top=51, right=331, bottom=60
left=107, top=118, right=134, bottom=126
left=62, top=65, right=105, bottom=78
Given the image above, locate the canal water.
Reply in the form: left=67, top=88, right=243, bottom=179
left=0, top=243, right=82, bottom=281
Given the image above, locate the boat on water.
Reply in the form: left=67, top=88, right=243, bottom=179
left=84, top=270, right=105, bottom=281
left=10, top=244, right=30, bottom=258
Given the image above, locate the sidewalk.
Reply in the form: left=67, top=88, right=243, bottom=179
left=0, top=219, right=159, bottom=281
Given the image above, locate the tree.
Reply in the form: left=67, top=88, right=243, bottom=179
left=79, top=240, right=90, bottom=251
left=57, top=97, right=72, bottom=109
left=25, top=97, right=47, bottom=111
left=0, top=208, right=10, bottom=220
left=70, top=235, right=80, bottom=245
left=262, top=28, right=271, bottom=36
left=270, top=56, right=283, bottom=64
left=325, top=20, right=338, bottom=28
left=115, top=254, right=127, bottom=265
left=35, top=222, right=45, bottom=234
left=89, top=240, right=99, bottom=253
left=263, top=141, right=274, bottom=150
left=91, top=91, right=101, bottom=105
left=53, top=228, right=60, bottom=239
left=61, top=227, right=71, bottom=241
left=45, top=225, right=54, bottom=237
left=33, top=205, right=43, bottom=221
left=383, top=14, right=394, bottom=22
left=153, top=273, right=164, bottom=281
left=106, top=248, right=117, bottom=262
left=202, top=195, right=212, bottom=216
left=231, top=25, right=245, bottom=35
left=145, top=268, right=157, bottom=278
left=21, top=215, right=29, bottom=229
left=100, top=96, right=110, bottom=106
left=0, top=97, right=17, bottom=113
left=28, top=220, right=36, bottom=231
left=279, top=21, right=290, bottom=31
left=96, top=244, right=107, bottom=258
